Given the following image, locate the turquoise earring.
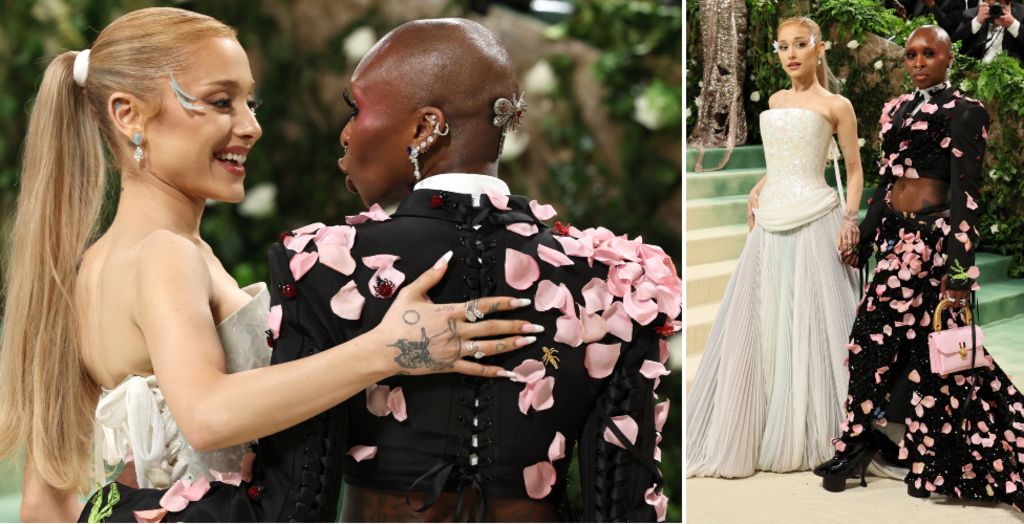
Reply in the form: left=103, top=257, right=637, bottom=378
left=132, top=131, right=144, bottom=163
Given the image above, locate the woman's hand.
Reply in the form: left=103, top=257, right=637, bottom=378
left=940, top=275, right=971, bottom=309
left=747, top=188, right=760, bottom=231
left=373, top=251, right=542, bottom=378
left=837, top=213, right=860, bottom=259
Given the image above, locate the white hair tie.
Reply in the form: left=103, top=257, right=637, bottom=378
left=73, top=49, right=90, bottom=87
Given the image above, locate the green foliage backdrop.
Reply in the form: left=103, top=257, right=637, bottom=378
left=687, top=0, right=1024, bottom=277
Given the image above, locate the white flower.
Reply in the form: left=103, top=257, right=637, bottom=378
left=874, top=60, right=884, bottom=70
left=238, top=183, right=277, bottom=218
left=824, top=41, right=832, bottom=50
left=686, top=107, right=692, bottom=119
left=500, top=130, right=529, bottom=162
left=839, top=77, right=847, bottom=84
left=343, top=26, right=377, bottom=64
left=847, top=40, right=860, bottom=50
left=694, top=96, right=702, bottom=107
left=634, top=94, right=661, bottom=130
left=523, top=60, right=557, bottom=96
left=750, top=91, right=761, bottom=102
left=991, top=224, right=1000, bottom=234
left=989, top=169, right=999, bottom=179
left=858, top=138, right=866, bottom=148
left=699, top=81, right=704, bottom=88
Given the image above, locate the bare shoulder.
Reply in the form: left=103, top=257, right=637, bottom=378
left=768, top=90, right=789, bottom=109
left=826, top=93, right=857, bottom=123
left=134, top=230, right=212, bottom=292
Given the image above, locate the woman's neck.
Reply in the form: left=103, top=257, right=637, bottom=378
left=111, top=173, right=205, bottom=237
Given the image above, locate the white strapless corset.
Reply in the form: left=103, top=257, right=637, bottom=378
left=94, top=283, right=271, bottom=489
left=756, top=108, right=842, bottom=232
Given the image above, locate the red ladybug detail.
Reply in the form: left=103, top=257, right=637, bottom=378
left=282, top=284, right=298, bottom=299
left=552, top=222, right=571, bottom=236
left=430, top=194, right=444, bottom=208
left=654, top=320, right=675, bottom=337
left=375, top=278, right=396, bottom=299
left=247, top=485, right=263, bottom=500
left=279, top=231, right=290, bottom=243
left=266, top=335, right=275, bottom=348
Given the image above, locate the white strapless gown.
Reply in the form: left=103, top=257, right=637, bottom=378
left=687, top=108, right=859, bottom=478
left=93, top=283, right=271, bottom=489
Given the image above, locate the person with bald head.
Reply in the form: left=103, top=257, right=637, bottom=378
left=75, top=17, right=677, bottom=524
left=815, top=26, right=1024, bottom=509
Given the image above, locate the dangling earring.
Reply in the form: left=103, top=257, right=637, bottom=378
left=407, top=115, right=450, bottom=182
left=132, top=131, right=144, bottom=163
left=407, top=145, right=421, bottom=181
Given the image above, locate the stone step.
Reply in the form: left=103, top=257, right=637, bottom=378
left=686, top=195, right=748, bottom=230
left=686, top=259, right=737, bottom=308
left=983, top=314, right=1024, bottom=376
left=976, top=252, right=1014, bottom=285
left=686, top=168, right=764, bottom=200
left=685, top=144, right=766, bottom=171
left=686, top=224, right=749, bottom=266
left=976, top=279, right=1024, bottom=325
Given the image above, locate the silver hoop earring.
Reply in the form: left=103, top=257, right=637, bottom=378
left=132, top=131, right=144, bottom=163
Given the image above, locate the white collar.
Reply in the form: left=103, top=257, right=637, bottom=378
left=413, top=172, right=510, bottom=207
left=915, top=81, right=951, bottom=102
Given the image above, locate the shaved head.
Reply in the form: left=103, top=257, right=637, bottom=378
left=908, top=25, right=952, bottom=54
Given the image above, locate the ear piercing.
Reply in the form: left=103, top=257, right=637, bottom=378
left=407, top=115, right=450, bottom=182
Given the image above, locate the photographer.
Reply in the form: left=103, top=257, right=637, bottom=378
left=953, top=0, right=1024, bottom=63
left=887, top=0, right=964, bottom=34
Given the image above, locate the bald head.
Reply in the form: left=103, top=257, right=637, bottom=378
left=353, top=18, right=518, bottom=163
left=907, top=25, right=952, bottom=53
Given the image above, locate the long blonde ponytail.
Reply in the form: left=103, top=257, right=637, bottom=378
left=0, top=7, right=235, bottom=491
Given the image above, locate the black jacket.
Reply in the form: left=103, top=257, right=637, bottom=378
left=953, top=4, right=1024, bottom=60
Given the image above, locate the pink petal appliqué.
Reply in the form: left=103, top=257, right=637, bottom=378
left=159, top=477, right=210, bottom=513
left=623, top=289, right=659, bottom=326
left=529, top=200, right=557, bottom=221
left=314, top=225, right=356, bottom=248
left=534, top=280, right=574, bottom=316
left=603, top=415, right=639, bottom=449
left=555, top=313, right=584, bottom=347
left=240, top=452, right=255, bottom=482
left=644, top=486, right=668, bottom=522
left=387, top=386, right=408, bottom=422
left=347, top=445, right=377, bottom=462
left=346, top=204, right=391, bottom=224
left=268, top=305, right=282, bottom=339
left=506, top=248, right=541, bottom=290
left=582, top=278, right=613, bottom=313
left=602, top=302, right=634, bottom=342
left=284, top=233, right=315, bottom=252
left=585, top=342, right=621, bottom=379
left=289, top=252, right=319, bottom=280
left=654, top=399, right=670, bottom=432
left=640, top=360, right=670, bottom=380
left=952, top=147, right=963, bottom=158
left=209, top=469, right=243, bottom=486
left=919, top=103, right=938, bottom=114
left=911, top=120, right=928, bottom=131
left=330, top=281, right=365, bottom=320
left=319, top=243, right=357, bottom=276
left=523, top=461, right=557, bottom=499
left=555, top=236, right=593, bottom=258
left=483, top=188, right=511, bottom=210
left=531, top=376, right=556, bottom=411
left=362, top=254, right=406, bottom=299
left=965, top=192, right=978, bottom=210
left=134, top=509, right=168, bottom=523
left=537, top=244, right=574, bottom=267
left=292, top=222, right=325, bottom=235
left=581, top=310, right=608, bottom=343
left=511, top=359, right=547, bottom=383
left=366, top=384, right=392, bottom=417
left=548, top=432, right=566, bottom=462
left=507, top=223, right=539, bottom=237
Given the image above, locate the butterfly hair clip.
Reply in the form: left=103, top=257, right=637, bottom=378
left=492, top=92, right=527, bottom=158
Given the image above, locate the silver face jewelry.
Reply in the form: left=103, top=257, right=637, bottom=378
left=169, top=72, right=204, bottom=112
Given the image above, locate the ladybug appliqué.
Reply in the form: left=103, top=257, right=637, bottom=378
left=374, top=277, right=396, bottom=299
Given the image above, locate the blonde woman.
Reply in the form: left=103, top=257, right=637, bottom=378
left=687, top=16, right=868, bottom=478
left=0, top=8, right=534, bottom=521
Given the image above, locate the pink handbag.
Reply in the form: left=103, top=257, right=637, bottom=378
left=928, top=300, right=987, bottom=375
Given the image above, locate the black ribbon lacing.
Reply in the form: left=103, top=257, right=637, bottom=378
left=406, top=460, right=488, bottom=521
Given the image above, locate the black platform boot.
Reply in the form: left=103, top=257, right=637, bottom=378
left=812, top=440, right=877, bottom=493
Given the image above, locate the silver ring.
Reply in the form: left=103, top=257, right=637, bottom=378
left=464, top=301, right=484, bottom=323
left=473, top=350, right=486, bottom=360
left=465, top=340, right=477, bottom=356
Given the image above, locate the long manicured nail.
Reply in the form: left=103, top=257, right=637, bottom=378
left=522, top=323, right=544, bottom=334
left=434, top=250, right=454, bottom=269
left=510, top=298, right=532, bottom=308
left=502, top=370, right=516, bottom=378
left=515, top=336, right=537, bottom=347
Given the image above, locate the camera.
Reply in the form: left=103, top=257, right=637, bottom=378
left=992, top=2, right=1005, bottom=18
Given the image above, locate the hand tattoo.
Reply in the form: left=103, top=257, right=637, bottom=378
left=402, top=310, right=421, bottom=325
left=389, top=319, right=462, bottom=371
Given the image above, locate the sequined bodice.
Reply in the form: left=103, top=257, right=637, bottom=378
left=758, top=109, right=835, bottom=207
left=94, top=283, right=271, bottom=489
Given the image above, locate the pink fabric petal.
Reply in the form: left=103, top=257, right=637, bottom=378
left=362, top=254, right=400, bottom=269
left=289, top=252, right=319, bottom=280
left=346, top=204, right=390, bottom=224
left=506, top=248, right=541, bottom=290
left=330, top=281, right=365, bottom=320
left=531, top=376, right=556, bottom=411
left=537, top=244, right=574, bottom=267
left=965, top=193, right=978, bottom=210
left=585, top=342, right=621, bottom=379
left=554, top=314, right=584, bottom=347
left=655, top=285, right=682, bottom=319
left=506, top=222, right=539, bottom=237
left=920, top=103, right=938, bottom=114
left=518, top=384, right=535, bottom=415
left=208, top=469, right=243, bottom=486
left=555, top=236, right=593, bottom=258
left=602, top=302, right=634, bottom=342
left=911, top=120, right=928, bottom=131
left=654, top=399, right=670, bottom=432
left=134, top=509, right=168, bottom=523
left=362, top=254, right=406, bottom=298
left=548, top=432, right=566, bottom=462
left=581, top=310, right=609, bottom=343
left=603, top=414, right=639, bottom=449
left=952, top=147, right=963, bottom=158
left=284, top=233, right=315, bottom=252
left=535, top=280, right=574, bottom=316
left=529, top=200, right=557, bottom=221
left=365, top=384, right=392, bottom=417
left=624, top=289, right=659, bottom=326
left=347, top=445, right=377, bottom=462
left=268, top=305, right=282, bottom=339
left=314, top=225, right=356, bottom=247
left=523, top=461, right=557, bottom=499
left=511, top=359, right=547, bottom=383
left=940, top=137, right=951, bottom=148
left=640, top=360, right=670, bottom=380
left=645, top=486, right=669, bottom=522
left=180, top=477, right=210, bottom=502
left=387, top=387, right=408, bottom=422
left=483, top=188, right=511, bottom=210
left=240, top=452, right=255, bottom=482
left=582, top=278, right=614, bottom=313
left=319, top=244, right=357, bottom=276
left=967, top=265, right=981, bottom=279
left=292, top=222, right=325, bottom=235
left=659, top=339, right=669, bottom=364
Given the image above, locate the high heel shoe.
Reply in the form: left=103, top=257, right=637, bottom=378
left=812, top=440, right=877, bottom=493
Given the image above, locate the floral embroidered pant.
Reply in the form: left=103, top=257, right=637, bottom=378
left=838, top=208, right=1024, bottom=510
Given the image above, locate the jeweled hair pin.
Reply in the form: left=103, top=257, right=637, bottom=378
left=170, top=72, right=204, bottom=112
left=492, top=92, right=526, bottom=158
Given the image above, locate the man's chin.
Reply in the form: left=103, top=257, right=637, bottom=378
left=345, top=176, right=359, bottom=195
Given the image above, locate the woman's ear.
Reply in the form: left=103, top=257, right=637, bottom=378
left=411, top=106, right=445, bottom=143
left=108, top=92, right=147, bottom=140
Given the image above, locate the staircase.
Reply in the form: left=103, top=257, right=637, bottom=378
left=685, top=145, right=1024, bottom=388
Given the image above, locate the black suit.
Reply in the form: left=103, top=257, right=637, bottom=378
left=953, top=3, right=1024, bottom=61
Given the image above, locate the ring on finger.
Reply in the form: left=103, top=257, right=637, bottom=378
left=464, top=300, right=485, bottom=323
left=465, top=340, right=477, bottom=356
left=473, top=350, right=486, bottom=360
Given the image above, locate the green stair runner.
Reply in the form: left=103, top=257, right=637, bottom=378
left=686, top=144, right=1024, bottom=387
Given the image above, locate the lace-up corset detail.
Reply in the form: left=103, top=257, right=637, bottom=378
left=94, top=283, right=271, bottom=489
left=758, top=108, right=835, bottom=207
